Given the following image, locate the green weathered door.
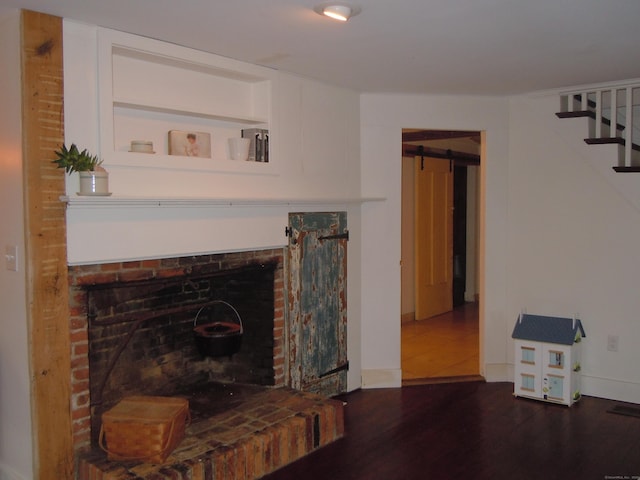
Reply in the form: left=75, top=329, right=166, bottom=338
left=288, top=212, right=348, bottom=396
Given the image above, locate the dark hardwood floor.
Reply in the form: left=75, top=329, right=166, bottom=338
left=263, top=381, right=640, bottom=480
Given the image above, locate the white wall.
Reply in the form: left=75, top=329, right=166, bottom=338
left=507, top=92, right=640, bottom=403
left=360, top=89, right=640, bottom=403
left=63, top=21, right=364, bottom=391
left=63, top=21, right=362, bottom=262
left=360, top=94, right=511, bottom=388
left=0, top=10, right=34, bottom=480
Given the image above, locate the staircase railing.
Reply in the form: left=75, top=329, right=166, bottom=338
left=557, top=81, right=640, bottom=171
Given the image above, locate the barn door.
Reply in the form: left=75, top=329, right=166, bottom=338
left=414, top=155, right=453, bottom=320
left=287, top=212, right=348, bottom=396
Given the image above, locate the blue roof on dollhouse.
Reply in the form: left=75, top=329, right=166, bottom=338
left=512, top=314, right=585, bottom=345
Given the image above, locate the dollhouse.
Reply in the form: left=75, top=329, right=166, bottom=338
left=512, top=313, right=586, bottom=406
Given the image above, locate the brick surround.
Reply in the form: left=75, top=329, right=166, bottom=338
left=68, top=249, right=286, bottom=452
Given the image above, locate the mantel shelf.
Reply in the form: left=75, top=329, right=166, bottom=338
left=61, top=195, right=386, bottom=209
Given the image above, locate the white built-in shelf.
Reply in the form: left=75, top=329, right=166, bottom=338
left=113, top=98, right=268, bottom=126
left=98, top=28, right=275, bottom=173
left=104, top=151, right=276, bottom=175
left=61, top=196, right=386, bottom=209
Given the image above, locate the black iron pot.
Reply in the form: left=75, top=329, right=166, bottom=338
left=193, top=301, right=243, bottom=358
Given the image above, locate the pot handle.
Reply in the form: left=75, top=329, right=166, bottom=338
left=194, top=300, right=243, bottom=334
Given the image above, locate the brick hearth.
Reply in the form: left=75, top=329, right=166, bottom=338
left=77, top=385, right=344, bottom=480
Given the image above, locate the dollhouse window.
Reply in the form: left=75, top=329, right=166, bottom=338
left=549, top=350, right=564, bottom=368
left=521, top=374, right=535, bottom=391
left=521, top=347, right=535, bottom=364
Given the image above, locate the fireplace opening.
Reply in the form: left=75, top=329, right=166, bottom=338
left=67, top=249, right=286, bottom=450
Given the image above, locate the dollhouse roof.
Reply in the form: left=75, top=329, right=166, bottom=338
left=512, top=314, right=586, bottom=345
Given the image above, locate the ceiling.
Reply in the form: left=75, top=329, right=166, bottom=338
left=2, top=0, right=640, bottom=95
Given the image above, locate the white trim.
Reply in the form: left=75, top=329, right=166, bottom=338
left=361, top=369, right=402, bottom=389
left=582, top=374, right=640, bottom=404
left=61, top=195, right=386, bottom=209
left=484, top=363, right=511, bottom=382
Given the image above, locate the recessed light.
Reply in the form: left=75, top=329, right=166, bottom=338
left=314, top=3, right=361, bottom=22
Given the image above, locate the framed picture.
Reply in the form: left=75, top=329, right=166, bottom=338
left=168, top=130, right=211, bottom=158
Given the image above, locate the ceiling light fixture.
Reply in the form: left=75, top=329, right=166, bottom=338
left=324, top=5, right=351, bottom=21
left=314, top=3, right=361, bottom=22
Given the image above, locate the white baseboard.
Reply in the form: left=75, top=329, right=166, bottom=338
left=362, top=365, right=640, bottom=405
left=483, top=363, right=511, bottom=382
left=361, top=368, right=402, bottom=389
left=497, top=364, right=640, bottom=405
left=581, top=375, right=640, bottom=404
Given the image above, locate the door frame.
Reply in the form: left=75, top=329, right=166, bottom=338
left=400, top=129, right=484, bottom=380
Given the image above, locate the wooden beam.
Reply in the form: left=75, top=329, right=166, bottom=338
left=402, top=144, right=480, bottom=166
left=402, top=130, right=480, bottom=143
left=21, top=10, right=74, bottom=478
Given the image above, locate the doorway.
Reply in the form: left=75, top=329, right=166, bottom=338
left=400, top=129, right=481, bottom=383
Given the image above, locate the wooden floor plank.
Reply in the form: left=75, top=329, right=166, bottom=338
left=263, top=382, right=640, bottom=480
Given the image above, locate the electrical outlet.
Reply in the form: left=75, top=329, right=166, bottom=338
left=607, top=334, right=619, bottom=352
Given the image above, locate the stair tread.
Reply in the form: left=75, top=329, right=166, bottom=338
left=584, top=137, right=640, bottom=152
left=612, top=166, right=640, bottom=173
left=585, top=137, right=626, bottom=145
left=557, top=110, right=625, bottom=131
left=556, top=111, right=594, bottom=119
left=559, top=93, right=640, bottom=167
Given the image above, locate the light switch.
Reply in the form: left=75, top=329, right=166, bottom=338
left=5, top=245, right=18, bottom=271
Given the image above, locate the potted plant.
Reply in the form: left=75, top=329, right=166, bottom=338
left=52, top=143, right=110, bottom=195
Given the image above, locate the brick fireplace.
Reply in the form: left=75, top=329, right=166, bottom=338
left=69, top=247, right=344, bottom=479
left=69, top=249, right=344, bottom=480
left=68, top=248, right=286, bottom=451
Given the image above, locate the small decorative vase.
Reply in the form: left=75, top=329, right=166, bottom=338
left=78, top=170, right=110, bottom=196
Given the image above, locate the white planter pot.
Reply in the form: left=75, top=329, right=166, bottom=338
left=78, top=171, right=110, bottom=196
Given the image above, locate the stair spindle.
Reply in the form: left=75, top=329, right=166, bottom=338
left=625, top=87, right=633, bottom=168
left=608, top=88, right=617, bottom=139
left=595, top=90, right=602, bottom=138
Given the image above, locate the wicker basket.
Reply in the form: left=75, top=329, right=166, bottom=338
left=99, top=396, right=190, bottom=464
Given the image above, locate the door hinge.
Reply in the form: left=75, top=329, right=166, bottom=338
left=319, top=361, right=350, bottom=378
left=285, top=226, right=297, bottom=244
left=318, top=230, right=349, bottom=241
